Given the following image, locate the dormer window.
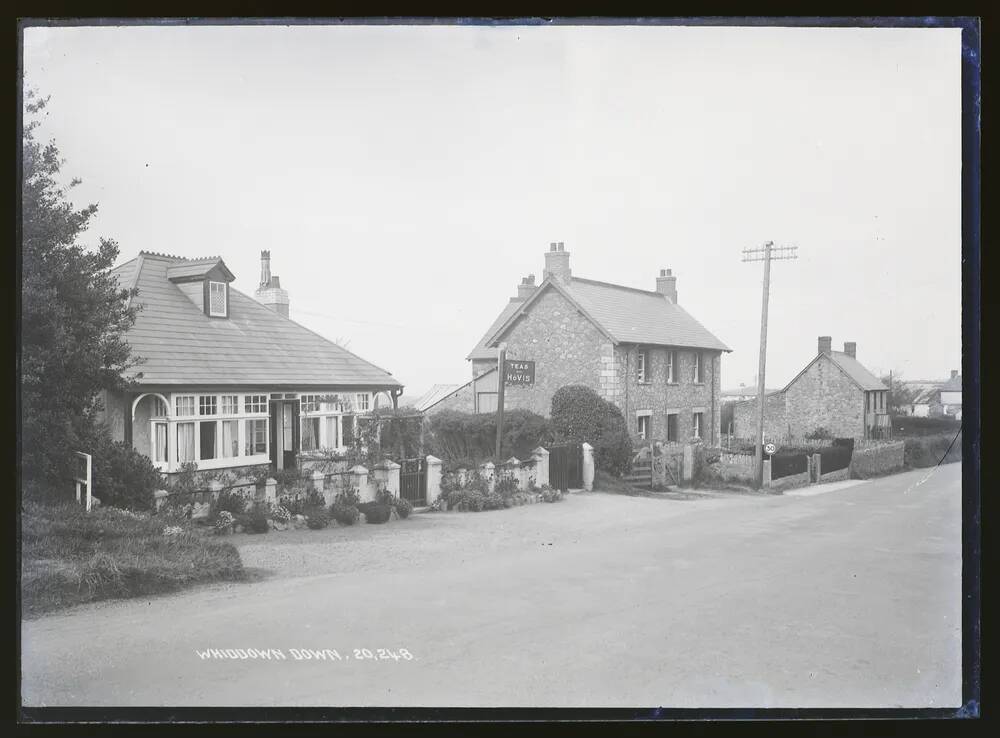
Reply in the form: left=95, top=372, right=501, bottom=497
left=208, top=281, right=228, bottom=317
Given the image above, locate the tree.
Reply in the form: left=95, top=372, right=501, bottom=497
left=880, top=372, right=918, bottom=416
left=20, top=90, right=141, bottom=497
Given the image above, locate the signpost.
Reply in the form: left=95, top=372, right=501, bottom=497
left=495, top=350, right=535, bottom=460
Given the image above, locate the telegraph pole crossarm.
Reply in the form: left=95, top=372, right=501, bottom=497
left=741, top=241, right=798, bottom=487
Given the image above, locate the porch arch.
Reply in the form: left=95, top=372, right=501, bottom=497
left=131, top=392, right=171, bottom=422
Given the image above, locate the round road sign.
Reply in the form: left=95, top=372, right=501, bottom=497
left=764, top=443, right=777, bottom=455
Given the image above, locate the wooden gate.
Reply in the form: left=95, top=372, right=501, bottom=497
left=399, top=457, right=427, bottom=506
left=549, top=443, right=583, bottom=491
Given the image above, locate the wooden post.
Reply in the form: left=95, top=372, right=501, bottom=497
left=495, top=343, right=507, bottom=461
left=753, top=242, right=772, bottom=487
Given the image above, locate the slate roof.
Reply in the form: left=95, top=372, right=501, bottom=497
left=781, top=350, right=887, bottom=394
left=468, top=276, right=730, bottom=358
left=111, top=252, right=402, bottom=389
left=940, top=375, right=962, bottom=392
left=912, top=387, right=940, bottom=405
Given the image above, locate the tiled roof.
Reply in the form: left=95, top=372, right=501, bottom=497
left=413, top=383, right=461, bottom=412
left=111, top=253, right=402, bottom=389
left=469, top=276, right=730, bottom=358
left=826, top=351, right=887, bottom=391
left=912, top=388, right=939, bottom=405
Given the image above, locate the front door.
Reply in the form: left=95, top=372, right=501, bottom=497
left=269, top=400, right=300, bottom=471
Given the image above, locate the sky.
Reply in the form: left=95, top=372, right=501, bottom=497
left=22, top=23, right=963, bottom=398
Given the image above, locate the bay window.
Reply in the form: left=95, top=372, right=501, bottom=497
left=176, top=395, right=195, bottom=417
left=177, top=422, right=195, bottom=462
left=245, top=418, right=267, bottom=456
left=200, top=421, right=217, bottom=459
left=153, top=422, right=168, bottom=463
left=221, top=419, right=239, bottom=458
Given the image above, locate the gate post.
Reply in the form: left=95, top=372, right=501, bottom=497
left=425, top=455, right=443, bottom=505
left=532, top=446, right=549, bottom=488
left=351, top=465, right=372, bottom=502
left=581, top=442, right=594, bottom=491
left=480, top=460, right=496, bottom=493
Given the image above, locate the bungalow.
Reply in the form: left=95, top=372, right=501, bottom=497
left=732, top=336, right=890, bottom=440
left=99, top=250, right=403, bottom=476
left=908, top=370, right=962, bottom=419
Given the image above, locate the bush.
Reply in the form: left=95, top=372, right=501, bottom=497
left=334, top=487, right=361, bottom=507
left=214, top=510, right=235, bottom=534
left=271, top=505, right=291, bottom=524
left=483, top=491, right=505, bottom=510
left=424, top=408, right=552, bottom=466
left=551, top=385, right=633, bottom=476
left=540, top=486, right=564, bottom=503
left=494, top=472, right=520, bottom=497
left=212, top=490, right=248, bottom=519
left=904, top=432, right=962, bottom=468
left=305, top=508, right=329, bottom=529
left=77, top=427, right=162, bottom=511
left=394, top=498, right=413, bottom=519
left=805, top=427, right=833, bottom=440
left=892, top=415, right=962, bottom=437
left=331, top=503, right=360, bottom=526
left=463, top=490, right=485, bottom=512
left=364, top=504, right=392, bottom=524
left=245, top=506, right=270, bottom=534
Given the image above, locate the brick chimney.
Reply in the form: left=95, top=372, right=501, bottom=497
left=517, top=274, right=537, bottom=300
left=818, top=336, right=832, bottom=355
left=543, top=242, right=571, bottom=284
left=254, top=250, right=290, bottom=318
left=656, top=268, right=678, bottom=304
left=951, top=369, right=959, bottom=379
left=843, top=341, right=856, bottom=359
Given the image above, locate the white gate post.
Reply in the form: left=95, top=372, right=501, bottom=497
left=581, top=442, right=594, bottom=491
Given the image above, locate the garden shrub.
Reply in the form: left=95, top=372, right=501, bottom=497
left=245, top=506, right=270, bottom=534
left=271, top=505, right=291, bottom=524
left=79, top=427, right=162, bottom=511
left=331, top=503, right=360, bottom=526
left=214, top=510, right=235, bottom=534
left=494, top=472, right=520, bottom=497
left=550, top=385, right=633, bottom=476
left=212, top=490, right=248, bottom=519
left=364, top=504, right=392, bottom=524
left=463, top=490, right=485, bottom=512
left=540, top=486, right=564, bottom=503
left=305, top=508, right=329, bottom=529
left=424, top=408, right=552, bottom=466
left=334, top=487, right=361, bottom=507
left=484, top=491, right=505, bottom=510
left=394, top=497, right=413, bottom=519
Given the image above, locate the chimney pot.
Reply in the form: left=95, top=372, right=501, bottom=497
left=543, top=242, right=571, bottom=283
left=843, top=341, right=857, bottom=359
left=818, top=336, right=832, bottom=355
left=255, top=251, right=290, bottom=317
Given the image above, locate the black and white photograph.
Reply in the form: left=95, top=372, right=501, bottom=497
left=17, top=18, right=979, bottom=719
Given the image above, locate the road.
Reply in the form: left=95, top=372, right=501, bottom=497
left=21, top=464, right=962, bottom=708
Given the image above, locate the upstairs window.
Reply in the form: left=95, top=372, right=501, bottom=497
left=220, top=395, right=239, bottom=415
left=208, top=281, right=227, bottom=317
left=636, top=350, right=649, bottom=383
left=301, top=395, right=321, bottom=413
left=666, top=351, right=677, bottom=383
left=693, top=353, right=704, bottom=383
left=245, top=395, right=268, bottom=414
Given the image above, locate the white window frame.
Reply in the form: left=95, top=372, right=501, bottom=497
left=693, top=411, right=703, bottom=440
left=162, top=391, right=272, bottom=472
left=636, top=412, right=652, bottom=441
left=693, top=352, right=703, bottom=384
left=637, top=349, right=648, bottom=384
left=199, top=395, right=218, bottom=416
left=175, top=395, right=195, bottom=418
left=666, top=351, right=677, bottom=384
left=355, top=393, right=371, bottom=412
left=220, top=394, right=239, bottom=415
left=208, top=280, right=227, bottom=317
left=245, top=394, right=268, bottom=414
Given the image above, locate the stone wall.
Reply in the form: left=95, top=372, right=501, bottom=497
left=850, top=441, right=905, bottom=478
left=615, top=346, right=723, bottom=445
left=732, top=391, right=788, bottom=439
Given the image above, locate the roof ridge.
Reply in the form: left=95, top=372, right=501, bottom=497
left=570, top=275, right=664, bottom=298
left=140, top=251, right=224, bottom=262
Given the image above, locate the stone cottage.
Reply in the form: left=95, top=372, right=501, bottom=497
left=424, top=242, right=730, bottom=445
left=731, top=336, right=890, bottom=440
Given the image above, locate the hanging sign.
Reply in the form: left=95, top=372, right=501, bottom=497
left=504, top=359, right=535, bottom=386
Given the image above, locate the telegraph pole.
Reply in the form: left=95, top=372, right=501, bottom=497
left=495, top=342, right=507, bottom=461
left=742, top=242, right=798, bottom=486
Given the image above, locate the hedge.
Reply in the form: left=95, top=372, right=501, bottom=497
left=550, top=385, right=633, bottom=476
left=423, top=409, right=552, bottom=467
left=904, top=431, right=962, bottom=468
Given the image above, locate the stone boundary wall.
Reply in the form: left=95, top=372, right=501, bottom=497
left=816, top=465, right=851, bottom=484
left=767, top=469, right=811, bottom=492
left=850, top=441, right=905, bottom=478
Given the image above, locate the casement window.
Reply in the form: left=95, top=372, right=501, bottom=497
left=199, top=395, right=217, bottom=416
left=244, top=394, right=268, bottom=414
left=153, top=422, right=169, bottom=462
left=325, top=416, right=340, bottom=449
left=693, top=412, right=704, bottom=439
left=220, top=420, right=239, bottom=458
left=176, top=422, right=196, bottom=462
left=301, top=416, right=321, bottom=452
left=693, top=353, right=704, bottom=383
left=220, top=395, right=239, bottom=415
left=245, top=418, right=268, bottom=456
left=208, top=281, right=227, bottom=317
left=200, top=421, right=217, bottom=459
left=637, top=414, right=651, bottom=440
left=151, top=397, right=169, bottom=418
left=666, top=351, right=677, bottom=383
left=355, top=393, right=371, bottom=412
left=666, top=413, right=679, bottom=442
left=175, top=395, right=195, bottom=418
left=637, top=350, right=649, bottom=383
left=300, top=395, right=321, bottom=413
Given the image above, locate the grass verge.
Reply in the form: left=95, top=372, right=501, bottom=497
left=21, top=502, right=246, bottom=617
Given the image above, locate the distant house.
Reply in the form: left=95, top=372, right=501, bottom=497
left=424, top=242, right=730, bottom=444
left=99, top=250, right=403, bottom=475
left=721, top=385, right=779, bottom=403
left=732, top=336, right=889, bottom=440
left=908, top=370, right=962, bottom=419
